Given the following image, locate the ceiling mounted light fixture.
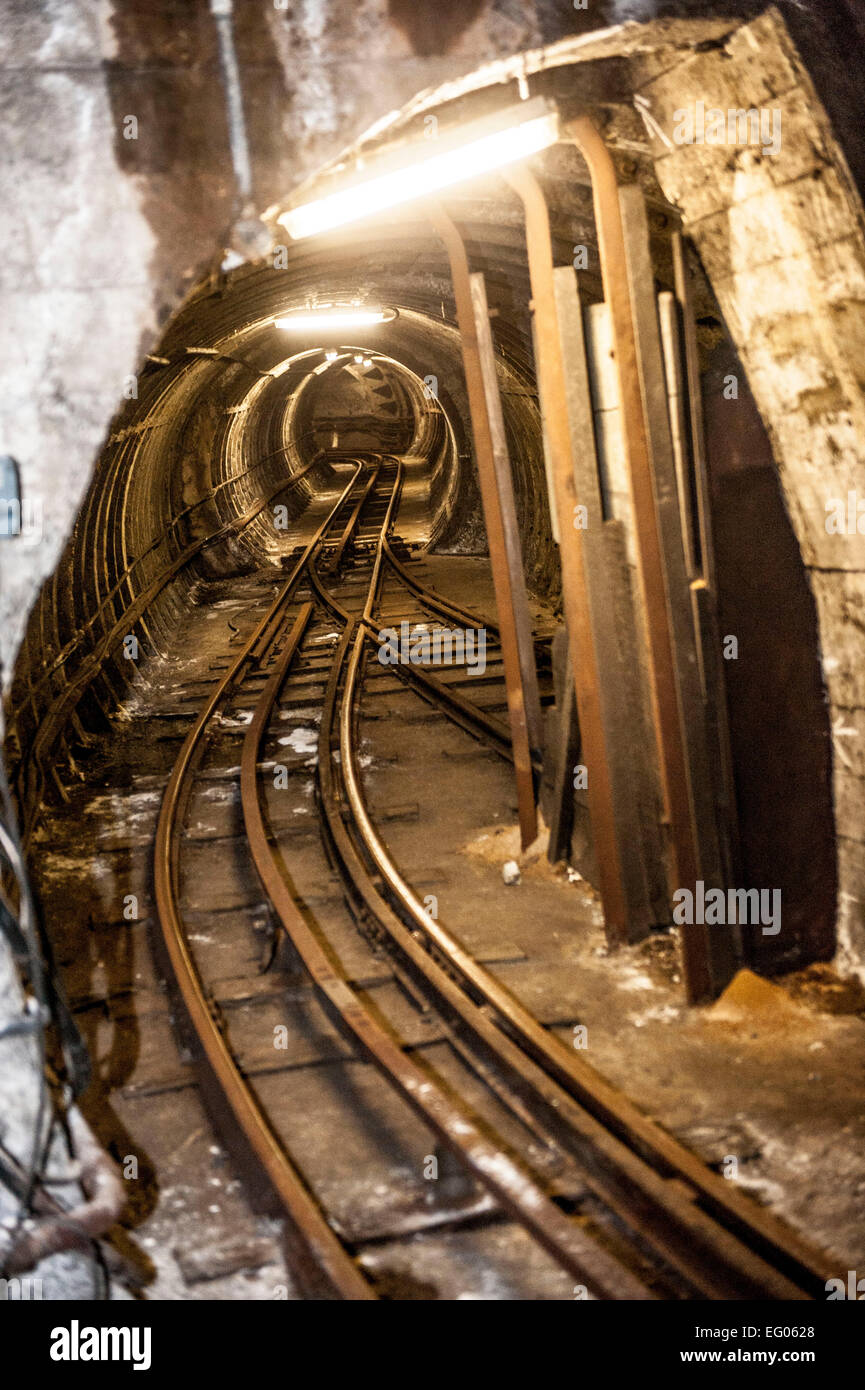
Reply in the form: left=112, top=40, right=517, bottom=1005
left=274, top=305, right=396, bottom=332
left=279, top=96, right=559, bottom=241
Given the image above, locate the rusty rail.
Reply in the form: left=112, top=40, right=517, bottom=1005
left=150, top=420, right=832, bottom=1301
left=299, top=457, right=827, bottom=1299
left=152, top=460, right=373, bottom=1300
left=241, top=462, right=649, bottom=1298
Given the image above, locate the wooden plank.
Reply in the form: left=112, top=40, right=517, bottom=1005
left=470, top=271, right=544, bottom=763
left=553, top=265, right=657, bottom=939
left=599, top=518, right=672, bottom=925
left=531, top=315, right=561, bottom=544
left=583, top=288, right=672, bottom=927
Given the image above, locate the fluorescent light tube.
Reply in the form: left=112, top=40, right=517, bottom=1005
left=279, top=98, right=559, bottom=240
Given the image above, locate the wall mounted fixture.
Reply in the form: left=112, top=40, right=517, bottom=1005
left=279, top=97, right=559, bottom=240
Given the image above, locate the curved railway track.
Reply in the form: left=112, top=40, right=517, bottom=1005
left=150, top=450, right=833, bottom=1301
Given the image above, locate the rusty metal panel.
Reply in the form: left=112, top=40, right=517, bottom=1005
left=544, top=626, right=580, bottom=866
left=670, top=236, right=742, bottom=888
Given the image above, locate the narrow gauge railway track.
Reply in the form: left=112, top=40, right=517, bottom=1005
left=153, top=450, right=833, bottom=1301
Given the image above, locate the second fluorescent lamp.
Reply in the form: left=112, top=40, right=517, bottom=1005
left=275, top=306, right=396, bottom=332
left=279, top=97, right=559, bottom=241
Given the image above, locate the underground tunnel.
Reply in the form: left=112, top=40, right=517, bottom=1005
left=1, top=0, right=865, bottom=1325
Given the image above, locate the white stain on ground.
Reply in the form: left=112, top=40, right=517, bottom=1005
left=631, top=1004, right=681, bottom=1028
left=619, top=972, right=655, bottom=992
left=278, top=727, right=318, bottom=756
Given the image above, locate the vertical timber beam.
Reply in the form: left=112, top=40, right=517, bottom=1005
left=429, top=203, right=539, bottom=848
left=503, top=167, right=630, bottom=938
left=567, top=116, right=736, bottom=1000
left=469, top=271, right=544, bottom=762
